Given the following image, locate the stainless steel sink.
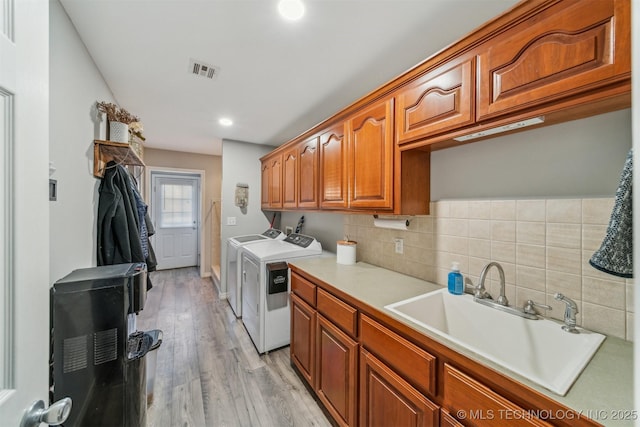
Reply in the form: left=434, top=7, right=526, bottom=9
left=385, top=288, right=605, bottom=395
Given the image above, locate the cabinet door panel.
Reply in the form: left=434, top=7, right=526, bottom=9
left=360, top=349, right=439, bottom=427
left=396, top=57, right=474, bottom=144
left=319, top=123, right=348, bottom=209
left=290, top=293, right=315, bottom=386
left=298, top=137, right=319, bottom=209
left=269, top=155, right=283, bottom=208
left=261, top=161, right=270, bottom=209
left=282, top=148, right=297, bottom=208
left=316, top=314, right=358, bottom=427
left=477, top=0, right=630, bottom=120
left=348, top=99, right=394, bottom=209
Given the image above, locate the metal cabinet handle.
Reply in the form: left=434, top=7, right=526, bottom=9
left=20, top=397, right=72, bottom=427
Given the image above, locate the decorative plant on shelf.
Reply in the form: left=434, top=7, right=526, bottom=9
left=129, top=121, right=145, bottom=141
left=96, top=101, right=143, bottom=143
left=96, top=101, right=139, bottom=124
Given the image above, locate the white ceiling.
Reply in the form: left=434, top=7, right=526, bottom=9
left=60, top=0, right=519, bottom=156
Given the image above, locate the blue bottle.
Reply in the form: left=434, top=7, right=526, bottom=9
left=448, top=262, right=463, bottom=295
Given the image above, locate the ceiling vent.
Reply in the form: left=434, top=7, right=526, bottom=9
left=188, top=58, right=220, bottom=80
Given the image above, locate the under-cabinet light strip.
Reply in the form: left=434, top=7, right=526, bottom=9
left=453, top=116, right=545, bottom=142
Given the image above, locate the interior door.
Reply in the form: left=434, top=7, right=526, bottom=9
left=0, top=0, right=62, bottom=425
left=151, top=174, right=200, bottom=270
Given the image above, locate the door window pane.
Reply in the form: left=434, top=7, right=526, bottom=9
left=160, top=183, right=193, bottom=227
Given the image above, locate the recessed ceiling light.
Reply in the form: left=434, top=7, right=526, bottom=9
left=278, top=0, right=305, bottom=21
left=219, top=118, right=233, bottom=126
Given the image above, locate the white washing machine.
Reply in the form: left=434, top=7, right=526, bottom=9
left=225, top=228, right=285, bottom=317
left=241, top=233, right=323, bottom=354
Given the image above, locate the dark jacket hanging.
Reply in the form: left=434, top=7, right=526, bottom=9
left=97, top=162, right=156, bottom=288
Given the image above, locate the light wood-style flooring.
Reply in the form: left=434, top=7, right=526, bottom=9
left=137, top=267, right=331, bottom=427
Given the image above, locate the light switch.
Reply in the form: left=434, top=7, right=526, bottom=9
left=226, top=216, right=237, bottom=226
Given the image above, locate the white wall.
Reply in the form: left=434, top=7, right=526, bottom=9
left=49, top=0, right=116, bottom=283
left=280, top=211, right=343, bottom=253
left=220, top=139, right=274, bottom=295
left=431, top=109, right=632, bottom=200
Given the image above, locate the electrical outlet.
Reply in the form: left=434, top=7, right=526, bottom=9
left=394, top=238, right=404, bottom=254
left=226, top=216, right=237, bottom=226
left=285, top=226, right=293, bottom=235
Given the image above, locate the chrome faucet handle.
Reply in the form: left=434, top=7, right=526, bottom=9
left=523, top=300, right=552, bottom=315
left=473, top=284, right=492, bottom=300
left=554, top=293, right=579, bottom=334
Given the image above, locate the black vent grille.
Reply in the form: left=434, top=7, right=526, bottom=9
left=63, top=335, right=87, bottom=373
left=189, top=58, right=219, bottom=80
left=94, top=328, right=118, bottom=365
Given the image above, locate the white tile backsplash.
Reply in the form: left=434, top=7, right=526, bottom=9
left=346, top=196, right=634, bottom=341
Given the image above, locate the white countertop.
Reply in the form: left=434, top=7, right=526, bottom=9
left=289, top=257, right=634, bottom=427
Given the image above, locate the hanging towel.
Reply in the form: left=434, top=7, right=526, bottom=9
left=589, top=148, right=633, bottom=278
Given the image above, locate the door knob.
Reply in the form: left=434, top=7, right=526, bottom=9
left=20, top=397, right=72, bottom=427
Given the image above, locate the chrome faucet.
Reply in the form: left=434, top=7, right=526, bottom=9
left=477, top=262, right=507, bottom=306
left=472, top=262, right=540, bottom=320
left=554, top=293, right=579, bottom=334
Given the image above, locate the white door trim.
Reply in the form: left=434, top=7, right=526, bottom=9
left=145, top=166, right=207, bottom=277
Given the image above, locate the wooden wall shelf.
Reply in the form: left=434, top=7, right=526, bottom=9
left=93, top=140, right=145, bottom=178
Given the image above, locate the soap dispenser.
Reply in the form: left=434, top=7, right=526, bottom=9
left=448, top=262, right=463, bottom=295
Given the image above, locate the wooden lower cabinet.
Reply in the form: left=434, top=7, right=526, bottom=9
left=360, top=348, right=439, bottom=427
left=442, top=364, right=553, bottom=427
left=440, top=409, right=464, bottom=427
left=290, top=293, right=315, bottom=386
left=316, top=314, right=358, bottom=427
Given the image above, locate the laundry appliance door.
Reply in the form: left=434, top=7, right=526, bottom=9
left=241, top=254, right=262, bottom=353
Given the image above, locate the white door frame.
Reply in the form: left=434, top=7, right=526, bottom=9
left=146, top=166, right=206, bottom=277
left=0, top=0, right=50, bottom=423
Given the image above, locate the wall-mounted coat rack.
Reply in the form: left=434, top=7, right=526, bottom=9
left=93, top=140, right=145, bottom=178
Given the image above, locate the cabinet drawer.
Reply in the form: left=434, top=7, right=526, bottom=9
left=317, top=288, right=357, bottom=338
left=360, top=314, right=436, bottom=397
left=291, top=272, right=316, bottom=307
left=442, top=364, right=553, bottom=427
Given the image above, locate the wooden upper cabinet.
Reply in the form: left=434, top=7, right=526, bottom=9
left=395, top=56, right=475, bottom=145
left=261, top=153, right=283, bottom=209
left=282, top=147, right=298, bottom=209
left=298, top=137, right=319, bottom=209
left=477, top=0, right=631, bottom=121
left=281, top=137, right=319, bottom=210
left=347, top=98, right=394, bottom=210
left=261, top=161, right=270, bottom=209
left=319, top=123, right=348, bottom=209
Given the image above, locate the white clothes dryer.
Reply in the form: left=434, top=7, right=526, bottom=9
left=240, top=234, right=323, bottom=354
left=225, top=228, right=285, bottom=317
